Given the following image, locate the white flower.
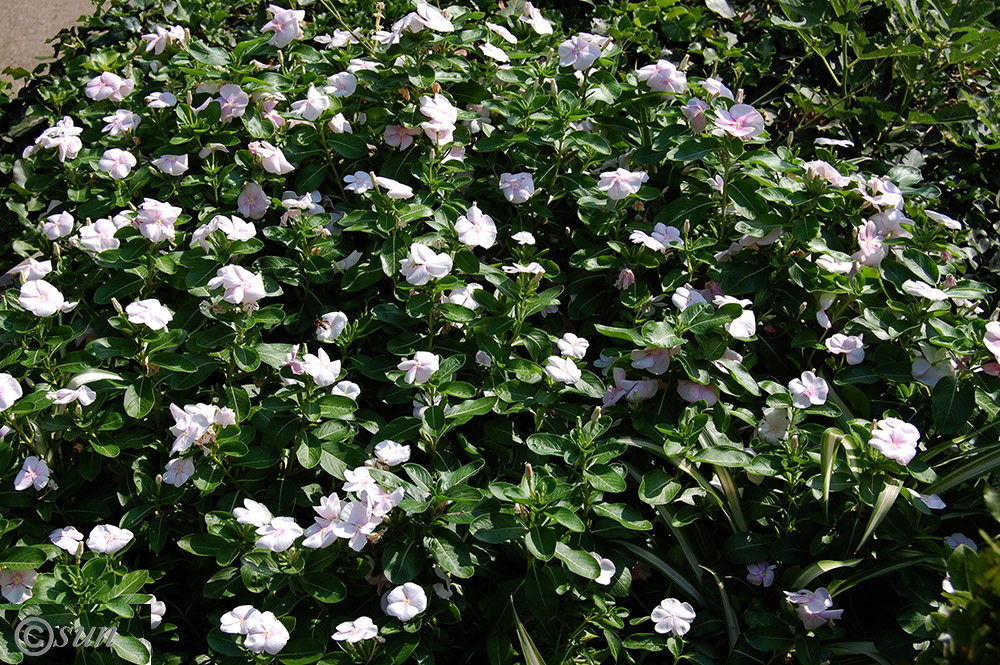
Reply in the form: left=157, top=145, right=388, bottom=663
left=558, top=333, right=589, bottom=359
left=303, top=348, right=342, bottom=386
left=344, top=171, right=374, bottom=193
left=14, top=456, right=49, bottom=491
left=757, top=407, right=790, bottom=444
left=136, top=198, right=182, bottom=243
left=445, top=284, right=483, bottom=310
left=49, top=526, right=84, bottom=554
left=598, top=168, right=649, bottom=200
left=398, top=352, right=440, bottom=385
left=479, top=42, right=509, bottom=62
left=220, top=605, right=259, bottom=634
left=671, top=286, right=708, bottom=310
left=382, top=583, right=428, bottom=621
left=152, top=154, right=189, bottom=176
left=78, top=218, right=120, bottom=253
left=149, top=596, right=166, bottom=629
left=255, top=517, right=303, bottom=552
left=102, top=109, right=141, bottom=136
left=869, top=417, right=920, bottom=465
left=46, top=386, right=97, bottom=406
left=126, top=298, right=173, bottom=331
left=630, top=223, right=681, bottom=252
left=374, top=440, right=411, bottom=466
left=455, top=205, right=497, bottom=249
left=0, top=570, right=36, bottom=604
left=651, top=598, right=696, bottom=636
left=945, top=533, right=978, bottom=552
left=328, top=113, right=352, bottom=133
left=331, top=381, right=361, bottom=400
left=788, top=371, right=828, bottom=409
left=85, top=71, right=134, bottom=102
left=325, top=72, right=357, bottom=98
left=520, top=1, right=553, bottom=34
left=747, top=561, right=776, bottom=587
left=11, top=258, right=51, bottom=282
left=926, top=210, right=962, bottom=230
left=332, top=616, right=378, bottom=643
left=19, top=280, right=67, bottom=317
left=511, top=231, right=536, bottom=245
left=249, top=140, right=295, bottom=175
left=400, top=243, right=453, bottom=285
left=558, top=33, right=606, bottom=70
left=637, top=60, right=687, bottom=93
left=499, top=172, right=535, bottom=204
left=145, top=91, right=177, bottom=108
left=162, top=458, right=195, bottom=487
left=316, top=311, right=348, bottom=342
left=291, top=84, right=331, bottom=120
left=544, top=356, right=581, bottom=384
left=244, top=611, right=289, bottom=655
left=42, top=211, right=74, bottom=239
left=630, top=347, right=672, bottom=375
left=168, top=402, right=216, bottom=454
left=87, top=524, right=134, bottom=554
left=714, top=295, right=756, bottom=340
left=702, top=77, right=735, bottom=99
left=590, top=553, right=616, bottom=585
left=234, top=499, right=273, bottom=528
left=486, top=21, right=517, bottom=43
left=785, top=588, right=843, bottom=629
left=902, top=280, right=948, bottom=301
left=261, top=4, right=305, bottom=47
left=207, top=265, right=267, bottom=305
left=825, top=334, right=865, bottom=365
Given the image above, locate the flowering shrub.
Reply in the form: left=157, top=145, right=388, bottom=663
left=1, top=1, right=999, bottom=664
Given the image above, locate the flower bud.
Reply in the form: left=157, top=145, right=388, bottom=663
left=111, top=297, right=124, bottom=316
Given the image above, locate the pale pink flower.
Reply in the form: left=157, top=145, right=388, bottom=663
left=216, top=84, right=249, bottom=121
left=249, top=141, right=295, bottom=175
left=214, top=215, right=257, bottom=242
left=382, top=583, right=428, bottom=621
left=102, top=109, right=141, bottom=136
left=927, top=210, right=962, bottom=230
left=220, top=605, right=259, bottom=634
left=261, top=4, right=305, bottom=47
left=444, top=284, right=482, bottom=310
left=244, top=611, right=289, bottom=655
left=672, top=286, right=708, bottom=310
left=234, top=499, right=272, bottom=528
left=603, top=368, right=659, bottom=407
left=0, top=570, right=36, bottom=604
left=14, top=456, right=49, bottom=491
left=852, top=221, right=886, bottom=267
left=615, top=268, right=636, bottom=290
left=19, top=279, right=67, bottom=317
left=486, top=21, right=517, bottom=43
left=455, top=205, right=497, bottom=249
left=598, top=168, right=649, bottom=200
left=558, top=333, right=589, bottom=359
left=125, top=298, right=173, bottom=330
left=702, top=78, right=735, bottom=99
left=333, top=616, right=378, bottom=643
left=714, top=295, right=756, bottom=340
left=520, top=1, right=553, bottom=35
left=151, top=154, right=188, bottom=176
left=49, top=526, right=84, bottom=554
left=327, top=113, right=352, bottom=133
left=713, top=104, right=765, bottom=140
left=420, top=93, right=458, bottom=145
left=255, top=517, right=303, bottom=552
left=42, top=211, right=74, bottom=239
left=375, top=440, right=411, bottom=466
left=903, top=280, right=948, bottom=301
left=207, top=265, right=267, bottom=305
left=825, top=334, right=865, bottom=365
left=869, top=417, right=920, bottom=465
left=945, top=533, right=978, bottom=552
left=499, top=172, right=535, bottom=204
left=590, top=553, right=616, bottom=585
left=630, top=347, right=672, bottom=375
left=316, top=311, right=348, bottom=342
left=145, top=91, right=177, bottom=108
left=651, top=598, right=696, bottom=636
left=637, top=60, right=686, bottom=93
left=400, top=243, right=453, bottom=285
left=162, top=458, right=195, bottom=487
left=46, top=386, right=96, bottom=406
left=479, top=42, right=509, bottom=62
left=85, top=72, right=134, bottom=102
left=398, top=351, right=440, bottom=385
left=98, top=149, right=137, bottom=180
left=677, top=380, right=719, bottom=406
left=747, top=561, right=776, bottom=587
left=302, top=348, right=342, bottom=386
left=512, top=231, right=536, bottom=245
left=87, top=524, right=134, bottom=554
left=785, top=588, right=843, bottom=630
left=332, top=501, right=379, bottom=551
left=34, top=116, right=82, bottom=162
left=984, top=322, right=1000, bottom=362
left=415, top=2, right=454, bottom=32
left=136, top=198, right=182, bottom=243
left=78, top=219, right=120, bottom=252
left=789, top=371, right=828, bottom=408
left=238, top=181, right=270, bottom=219
left=803, top=160, right=851, bottom=188
left=290, top=84, right=330, bottom=121
left=0, top=374, right=23, bottom=412
left=324, top=71, right=357, bottom=99
left=681, top=97, right=709, bottom=132
left=630, top=223, right=681, bottom=252
left=384, top=124, right=420, bottom=150
left=545, top=356, right=581, bottom=385
left=12, top=258, right=52, bottom=281
left=558, top=33, right=605, bottom=70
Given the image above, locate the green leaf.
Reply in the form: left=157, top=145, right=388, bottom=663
left=932, top=376, right=975, bottom=435
left=382, top=539, right=422, bottom=584
left=123, top=377, right=154, bottom=418
left=668, top=137, right=722, bottom=162
left=821, top=428, right=842, bottom=517
left=690, top=446, right=754, bottom=467
left=511, top=601, right=548, bottom=665
left=856, top=477, right=902, bottom=551
left=187, top=39, right=230, bottom=66
left=638, top=470, right=681, bottom=505
left=592, top=503, right=652, bottom=530
left=471, top=513, right=526, bottom=543
left=547, top=507, right=585, bottom=532
left=425, top=530, right=475, bottom=578
left=110, top=635, right=151, bottom=665
left=301, top=573, right=346, bottom=603
left=554, top=542, right=601, bottom=579
left=148, top=351, right=198, bottom=373
left=791, top=558, right=862, bottom=589
left=278, top=638, right=327, bottom=665
left=584, top=464, right=626, bottom=492
left=525, top=527, right=556, bottom=561
left=327, top=133, right=370, bottom=159
left=0, top=546, right=47, bottom=569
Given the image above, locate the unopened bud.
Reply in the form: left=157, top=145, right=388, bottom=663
left=155, top=473, right=163, bottom=489
left=110, top=297, right=124, bottom=316
left=591, top=406, right=602, bottom=423
left=525, top=463, right=534, bottom=485
left=798, top=301, right=809, bottom=316
left=683, top=218, right=691, bottom=235
left=678, top=54, right=690, bottom=71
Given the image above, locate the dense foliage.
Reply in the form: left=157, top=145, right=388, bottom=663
left=1, top=1, right=999, bottom=664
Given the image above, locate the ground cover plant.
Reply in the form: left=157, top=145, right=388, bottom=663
left=1, top=1, right=1000, bottom=664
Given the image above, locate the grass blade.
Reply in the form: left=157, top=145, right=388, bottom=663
left=855, top=478, right=902, bottom=552
left=511, top=598, right=547, bottom=665
left=790, top=558, right=862, bottom=589
left=820, top=428, right=842, bottom=519
left=615, top=540, right=706, bottom=605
